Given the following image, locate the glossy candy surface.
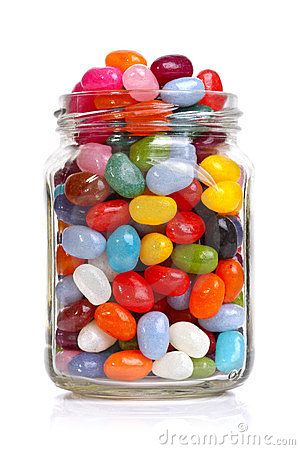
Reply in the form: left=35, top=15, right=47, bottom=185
left=81, top=67, right=123, bottom=91
left=215, top=331, right=245, bottom=374
left=77, top=320, right=117, bottom=352
left=191, top=356, right=216, bottom=378
left=68, top=352, right=106, bottom=378
left=105, top=50, right=147, bottom=72
left=105, top=153, right=145, bottom=198
left=88, top=252, right=119, bottom=282
left=166, top=212, right=205, bottom=244
left=144, top=265, right=190, bottom=296
left=56, top=246, right=85, bottom=276
left=137, top=311, right=169, bottom=359
left=161, top=77, right=205, bottom=107
left=216, top=259, right=244, bottom=302
left=169, top=322, right=210, bottom=358
left=197, top=69, right=225, bottom=111
left=200, top=155, right=240, bottom=183
left=150, top=54, right=193, bottom=86
left=140, top=233, right=173, bottom=265
left=129, top=135, right=170, bottom=171
left=113, top=271, right=154, bottom=312
left=56, top=329, right=79, bottom=350
left=152, top=351, right=193, bottom=380
left=73, top=264, right=111, bottom=306
left=198, top=304, right=245, bottom=332
left=201, top=181, right=242, bottom=214
left=94, top=303, right=136, bottom=340
left=204, top=215, right=238, bottom=259
left=189, top=274, right=225, bottom=319
left=104, top=350, right=152, bottom=381
left=129, top=195, right=177, bottom=225
left=65, top=171, right=110, bottom=206
left=62, top=225, right=106, bottom=259
left=167, top=282, right=191, bottom=311
left=146, top=159, right=194, bottom=195
left=76, top=143, right=112, bottom=176
left=55, top=275, right=83, bottom=307
left=57, top=299, right=96, bottom=332
left=86, top=200, right=130, bottom=232
left=123, top=64, right=159, bottom=102
left=106, top=225, right=140, bottom=272
left=169, top=179, right=203, bottom=211
left=171, top=244, right=218, bottom=274
left=54, top=194, right=89, bottom=226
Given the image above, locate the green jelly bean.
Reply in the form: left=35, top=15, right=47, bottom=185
left=176, top=104, right=213, bottom=114
left=105, top=153, right=145, bottom=198
left=129, top=135, right=171, bottom=172
left=119, top=336, right=139, bottom=351
left=191, top=357, right=216, bottom=378
left=171, top=244, right=218, bottom=274
left=106, top=133, right=140, bottom=153
left=233, top=291, right=244, bottom=307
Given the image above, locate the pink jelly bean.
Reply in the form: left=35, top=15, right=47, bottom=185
left=122, top=64, right=159, bottom=101
left=81, top=67, right=123, bottom=91
left=68, top=82, right=96, bottom=113
left=76, top=143, right=112, bottom=176
left=55, top=350, right=81, bottom=374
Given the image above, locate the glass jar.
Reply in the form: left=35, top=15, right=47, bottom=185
left=45, top=90, right=253, bottom=398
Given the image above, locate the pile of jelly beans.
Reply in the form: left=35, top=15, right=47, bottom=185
left=53, top=50, right=245, bottom=382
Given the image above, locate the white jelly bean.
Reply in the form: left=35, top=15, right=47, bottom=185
left=73, top=264, right=111, bottom=306
left=88, top=252, right=119, bottom=283
left=152, top=351, right=193, bottom=380
left=78, top=320, right=117, bottom=352
left=169, top=322, right=210, bottom=358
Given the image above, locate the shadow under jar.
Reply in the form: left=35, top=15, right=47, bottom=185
left=45, top=89, right=254, bottom=398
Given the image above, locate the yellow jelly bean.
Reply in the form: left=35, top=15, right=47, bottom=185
left=201, top=181, right=242, bottom=214
left=129, top=195, right=177, bottom=225
left=200, top=155, right=241, bottom=183
left=140, top=233, right=173, bottom=265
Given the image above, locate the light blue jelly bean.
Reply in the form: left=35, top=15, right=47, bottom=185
left=146, top=158, right=194, bottom=195
left=169, top=144, right=197, bottom=164
left=167, top=282, right=192, bottom=311
left=68, top=352, right=107, bottom=378
left=137, top=311, right=169, bottom=360
left=55, top=275, right=83, bottom=307
left=106, top=225, right=140, bottom=273
left=215, top=331, right=245, bottom=374
left=198, top=304, right=245, bottom=332
left=54, top=184, right=65, bottom=199
left=161, top=77, right=205, bottom=107
left=62, top=225, right=106, bottom=259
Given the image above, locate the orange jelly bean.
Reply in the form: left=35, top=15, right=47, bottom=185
left=189, top=274, right=225, bottom=319
left=94, top=92, right=137, bottom=110
left=215, top=259, right=244, bottom=302
left=57, top=220, right=69, bottom=234
left=104, top=350, right=153, bottom=381
left=94, top=303, right=136, bottom=340
left=56, top=245, right=85, bottom=276
left=105, top=50, right=147, bottom=73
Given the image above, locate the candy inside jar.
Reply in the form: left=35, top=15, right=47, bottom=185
left=46, top=50, right=253, bottom=398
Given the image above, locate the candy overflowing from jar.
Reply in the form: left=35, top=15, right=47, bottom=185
left=52, top=50, right=246, bottom=383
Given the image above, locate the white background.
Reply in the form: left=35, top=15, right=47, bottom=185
left=1, top=0, right=300, bottom=449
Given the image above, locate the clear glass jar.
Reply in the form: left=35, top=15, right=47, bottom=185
left=45, top=90, right=253, bottom=398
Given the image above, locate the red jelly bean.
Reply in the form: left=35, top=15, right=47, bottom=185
left=166, top=211, right=206, bottom=244
left=64, top=171, right=110, bottom=206
left=104, top=350, right=152, bottom=381
left=151, top=297, right=169, bottom=313
left=189, top=273, right=225, bottom=319
left=166, top=307, right=198, bottom=325
left=199, top=326, right=216, bottom=355
left=215, top=259, right=244, bottom=302
left=113, top=271, right=155, bottom=313
left=86, top=200, right=131, bottom=232
left=144, top=265, right=190, bottom=296
left=169, top=179, right=203, bottom=211
left=57, top=299, right=96, bottom=332
left=94, top=303, right=136, bottom=340
left=197, top=69, right=225, bottom=111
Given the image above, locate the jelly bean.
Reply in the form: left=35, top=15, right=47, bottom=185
left=198, top=304, right=245, bottom=332
left=54, top=184, right=64, bottom=199
left=77, top=320, right=117, bottom=352
left=169, top=179, right=203, bottom=211
left=215, top=259, right=244, bottom=302
left=105, top=153, right=145, bottom=198
left=105, top=50, right=147, bottom=72
left=200, top=155, right=240, bottom=183
left=193, top=200, right=217, bottom=226
left=93, top=91, right=138, bottom=110
left=119, top=336, right=139, bottom=351
left=150, top=54, right=193, bottom=87
left=81, top=67, right=123, bottom=91
left=167, top=282, right=192, bottom=311
left=215, top=331, right=245, bottom=374
left=57, top=220, right=69, bottom=235
left=144, top=265, right=190, bottom=296
left=171, top=244, right=218, bottom=274
left=54, top=194, right=89, bottom=226
left=167, top=307, right=198, bottom=325
left=233, top=291, right=244, bottom=307
left=64, top=171, right=110, bottom=206
left=104, top=350, right=152, bottom=381
left=201, top=181, right=242, bottom=214
left=166, top=212, right=206, bottom=244
left=137, top=311, right=169, bottom=359
left=124, top=100, right=172, bottom=125
left=73, top=264, right=111, bottom=306
left=129, top=195, right=177, bottom=225
left=68, top=84, right=97, bottom=113
left=55, top=275, right=83, bottom=307
left=86, top=199, right=131, bottom=232
left=62, top=225, right=106, bottom=259
left=197, top=69, right=225, bottom=111
left=57, top=299, right=96, bottom=332
left=204, top=215, right=238, bottom=259
left=129, top=135, right=170, bottom=171
left=113, top=271, right=155, bottom=313
left=122, top=64, right=159, bottom=102
left=95, top=303, right=136, bottom=340
left=169, top=143, right=197, bottom=163
left=189, top=274, right=225, bottom=319
left=161, top=77, right=205, bottom=107
left=228, top=215, right=243, bottom=248
left=106, top=133, right=141, bottom=152
left=140, top=233, right=173, bottom=265
left=68, top=352, right=106, bottom=378
left=146, top=159, right=194, bottom=195
left=55, top=350, right=81, bottom=374
left=56, top=329, right=79, bottom=350
left=88, top=252, right=119, bottom=282
left=199, top=327, right=216, bottom=354
left=169, top=322, right=209, bottom=358
left=191, top=356, right=216, bottom=378
left=76, top=143, right=112, bottom=176
left=152, top=351, right=193, bottom=380
left=56, top=245, right=85, bottom=276
left=193, top=132, right=227, bottom=159
left=54, top=158, right=80, bottom=186
left=106, top=225, right=140, bottom=272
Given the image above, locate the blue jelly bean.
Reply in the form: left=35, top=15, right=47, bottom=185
left=54, top=184, right=65, bottom=199
left=62, top=225, right=106, bottom=259
left=68, top=352, right=106, bottom=378
left=137, top=311, right=169, bottom=359
left=55, top=275, right=83, bottom=307
left=228, top=216, right=243, bottom=247
left=54, top=194, right=89, bottom=226
left=106, top=225, right=140, bottom=273
left=215, top=331, right=245, bottom=374
left=167, top=282, right=192, bottom=311
left=198, top=304, right=245, bottom=332
left=169, top=143, right=197, bottom=164
left=146, top=158, right=194, bottom=195
left=161, top=77, right=205, bottom=107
